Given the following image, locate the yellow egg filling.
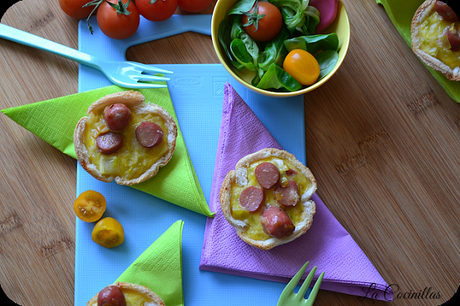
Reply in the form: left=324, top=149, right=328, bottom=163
left=419, top=11, right=460, bottom=69
left=84, top=106, right=169, bottom=180
left=230, top=157, right=313, bottom=241
left=122, top=289, right=155, bottom=306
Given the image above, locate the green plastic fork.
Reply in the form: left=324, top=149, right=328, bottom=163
left=277, top=262, right=325, bottom=306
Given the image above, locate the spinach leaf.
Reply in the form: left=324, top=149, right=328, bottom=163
left=230, top=39, right=257, bottom=71
left=304, top=5, right=320, bottom=34
left=316, top=50, right=339, bottom=80
left=284, top=33, right=339, bottom=54
left=228, top=15, right=260, bottom=72
left=230, top=15, right=245, bottom=39
left=240, top=32, right=260, bottom=66
left=251, top=68, right=265, bottom=87
left=258, top=26, right=290, bottom=71
left=218, top=19, right=245, bottom=71
left=279, top=3, right=305, bottom=34
left=271, top=0, right=319, bottom=34
left=257, top=63, right=302, bottom=91
left=226, top=0, right=256, bottom=16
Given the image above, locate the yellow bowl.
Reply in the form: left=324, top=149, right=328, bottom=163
left=211, top=0, right=350, bottom=97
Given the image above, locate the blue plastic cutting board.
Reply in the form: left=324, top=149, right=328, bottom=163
left=75, top=15, right=305, bottom=306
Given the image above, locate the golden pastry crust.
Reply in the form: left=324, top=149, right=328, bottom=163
left=86, top=282, right=165, bottom=306
left=74, top=91, right=177, bottom=185
left=411, top=0, right=460, bottom=81
left=220, top=148, right=317, bottom=250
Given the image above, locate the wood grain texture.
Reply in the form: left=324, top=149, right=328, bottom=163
left=0, top=0, right=459, bottom=306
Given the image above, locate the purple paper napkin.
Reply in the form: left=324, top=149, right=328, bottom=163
left=200, top=83, right=393, bottom=302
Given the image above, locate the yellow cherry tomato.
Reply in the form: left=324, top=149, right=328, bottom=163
left=73, top=190, right=106, bottom=222
left=283, top=49, right=320, bottom=86
left=91, top=217, right=125, bottom=248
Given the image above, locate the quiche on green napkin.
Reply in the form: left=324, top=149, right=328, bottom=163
left=87, top=220, right=184, bottom=306
left=376, top=0, right=460, bottom=102
left=1, top=85, right=212, bottom=217
left=115, top=220, right=184, bottom=306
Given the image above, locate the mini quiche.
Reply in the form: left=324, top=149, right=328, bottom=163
left=74, top=91, right=177, bottom=185
left=87, top=282, right=164, bottom=306
left=220, top=148, right=317, bottom=250
left=411, top=0, right=460, bottom=80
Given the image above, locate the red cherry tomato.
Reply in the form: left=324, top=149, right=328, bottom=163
left=136, top=0, right=178, bottom=22
left=97, top=0, right=140, bottom=40
left=177, top=0, right=214, bottom=13
left=59, top=0, right=96, bottom=19
left=242, top=1, right=282, bottom=42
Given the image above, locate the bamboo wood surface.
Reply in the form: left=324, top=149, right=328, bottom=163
left=1, top=0, right=459, bottom=305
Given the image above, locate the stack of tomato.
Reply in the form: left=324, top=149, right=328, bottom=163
left=59, top=0, right=214, bottom=39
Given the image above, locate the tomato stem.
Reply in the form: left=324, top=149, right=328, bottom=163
left=83, top=0, right=105, bottom=34
left=241, top=0, right=266, bottom=31
left=106, top=0, right=133, bottom=16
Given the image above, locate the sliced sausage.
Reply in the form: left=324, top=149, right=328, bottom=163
left=96, top=132, right=123, bottom=155
left=255, top=162, right=280, bottom=189
left=239, top=186, right=264, bottom=212
left=274, top=180, right=300, bottom=206
left=447, top=28, right=460, bottom=51
left=135, top=122, right=164, bottom=148
left=104, top=103, right=131, bottom=132
left=435, top=1, right=459, bottom=22
left=97, top=285, right=126, bottom=306
left=285, top=168, right=297, bottom=176
left=260, top=206, right=295, bottom=238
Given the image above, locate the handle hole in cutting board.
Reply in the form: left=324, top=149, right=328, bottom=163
left=126, top=32, right=219, bottom=65
left=125, top=6, right=219, bottom=65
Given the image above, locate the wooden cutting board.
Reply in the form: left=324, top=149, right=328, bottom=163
left=1, top=1, right=460, bottom=306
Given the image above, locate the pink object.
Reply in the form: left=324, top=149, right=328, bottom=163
left=200, top=83, right=393, bottom=301
left=311, top=0, right=340, bottom=33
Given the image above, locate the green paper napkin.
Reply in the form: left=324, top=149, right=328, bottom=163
left=1, top=85, right=213, bottom=217
left=115, top=220, right=184, bottom=306
left=376, top=0, right=460, bottom=102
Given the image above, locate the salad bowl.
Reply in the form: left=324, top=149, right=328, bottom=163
left=211, top=0, right=350, bottom=97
